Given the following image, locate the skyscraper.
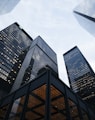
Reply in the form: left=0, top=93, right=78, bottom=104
left=0, top=23, right=58, bottom=97
left=0, top=69, right=95, bottom=120
left=0, top=23, right=32, bottom=97
left=63, top=46, right=95, bottom=109
left=0, top=23, right=95, bottom=120
left=11, top=36, right=58, bottom=92
left=74, top=0, right=95, bottom=37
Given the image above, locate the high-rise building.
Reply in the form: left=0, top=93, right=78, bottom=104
left=0, top=69, right=95, bottom=120
left=63, top=46, right=95, bottom=109
left=0, top=23, right=33, bottom=97
left=74, top=0, right=95, bottom=37
left=0, top=23, right=95, bottom=120
left=11, top=36, right=58, bottom=92
left=0, top=23, right=58, bottom=97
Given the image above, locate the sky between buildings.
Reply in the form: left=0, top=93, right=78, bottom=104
left=0, top=0, right=95, bottom=86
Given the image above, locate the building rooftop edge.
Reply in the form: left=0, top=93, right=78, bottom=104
left=1, top=22, right=33, bottom=41
left=63, top=46, right=77, bottom=56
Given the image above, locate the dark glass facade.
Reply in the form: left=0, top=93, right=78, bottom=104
left=11, top=36, right=58, bottom=92
left=0, top=23, right=32, bottom=97
left=63, top=46, right=95, bottom=109
left=29, top=36, right=58, bottom=79
left=0, top=70, right=94, bottom=120
left=0, top=23, right=95, bottom=119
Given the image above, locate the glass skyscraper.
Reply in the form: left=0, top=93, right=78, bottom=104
left=11, top=36, right=58, bottom=92
left=0, top=23, right=95, bottom=120
left=74, top=0, right=95, bottom=37
left=63, top=46, right=95, bottom=109
left=0, top=23, right=32, bottom=97
left=0, top=23, right=58, bottom=97
left=0, top=68, right=95, bottom=120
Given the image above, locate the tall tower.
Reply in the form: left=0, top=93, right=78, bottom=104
left=63, top=46, right=95, bottom=108
left=0, top=23, right=58, bottom=98
left=0, top=23, right=32, bottom=97
left=74, top=0, right=95, bottom=37
left=11, top=36, right=58, bottom=92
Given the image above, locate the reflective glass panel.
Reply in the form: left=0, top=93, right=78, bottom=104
left=30, top=46, right=58, bottom=80
left=8, top=95, right=26, bottom=120
left=37, top=37, right=57, bottom=63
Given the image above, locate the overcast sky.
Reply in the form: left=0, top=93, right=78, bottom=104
left=0, top=0, right=95, bottom=86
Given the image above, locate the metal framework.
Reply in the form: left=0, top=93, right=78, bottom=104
left=0, top=70, right=95, bottom=120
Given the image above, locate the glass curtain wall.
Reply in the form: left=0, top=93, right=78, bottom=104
left=8, top=95, right=26, bottom=120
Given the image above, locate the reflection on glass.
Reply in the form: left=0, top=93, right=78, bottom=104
left=51, top=85, right=67, bottom=120
left=63, top=46, right=95, bottom=101
left=0, top=104, right=9, bottom=119
left=30, top=45, right=58, bottom=80
left=8, top=96, right=26, bottom=120
left=25, top=85, right=46, bottom=120
left=0, top=23, right=32, bottom=96
left=68, top=99, right=80, bottom=120
left=29, top=36, right=58, bottom=81
left=64, top=47, right=90, bottom=82
left=30, top=36, right=57, bottom=64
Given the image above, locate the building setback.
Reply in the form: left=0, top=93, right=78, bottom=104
left=63, top=46, right=95, bottom=109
